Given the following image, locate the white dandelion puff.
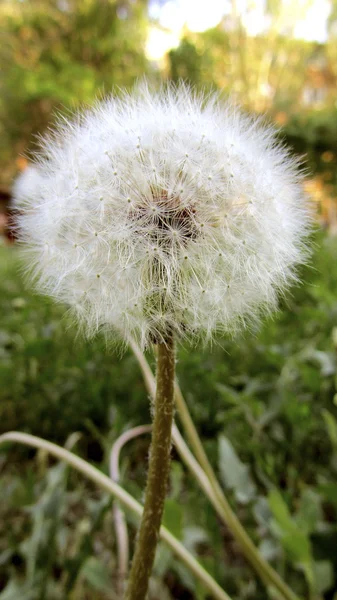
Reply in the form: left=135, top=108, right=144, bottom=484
left=12, top=83, right=311, bottom=347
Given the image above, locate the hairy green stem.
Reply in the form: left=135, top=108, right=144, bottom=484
left=129, top=340, right=301, bottom=600
left=0, top=431, right=231, bottom=600
left=124, top=337, right=176, bottom=600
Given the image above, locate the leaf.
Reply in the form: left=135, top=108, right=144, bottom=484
left=295, top=488, right=322, bottom=534
left=218, top=435, right=256, bottom=504
left=281, top=533, right=312, bottom=566
left=268, top=489, right=293, bottom=531
left=322, top=409, right=337, bottom=450
left=79, top=557, right=111, bottom=592
left=253, top=496, right=272, bottom=527
left=162, top=498, right=184, bottom=540
left=216, top=383, right=241, bottom=404
left=313, top=560, right=333, bottom=594
left=169, top=461, right=184, bottom=500
left=268, top=489, right=312, bottom=565
left=0, top=580, right=36, bottom=600
left=305, top=349, right=336, bottom=376
left=153, top=544, right=173, bottom=577
left=318, top=482, right=337, bottom=507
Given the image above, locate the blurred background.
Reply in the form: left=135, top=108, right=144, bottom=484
left=1, top=1, right=337, bottom=599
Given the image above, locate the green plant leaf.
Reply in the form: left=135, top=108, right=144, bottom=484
left=79, top=557, right=111, bottom=592
left=313, top=560, right=333, bottom=594
left=322, top=409, right=337, bottom=450
left=218, top=435, right=256, bottom=504
left=268, top=489, right=312, bottom=566
left=268, top=489, right=294, bottom=531
left=0, top=580, right=36, bottom=600
left=295, top=488, right=322, bottom=534
left=162, top=498, right=184, bottom=540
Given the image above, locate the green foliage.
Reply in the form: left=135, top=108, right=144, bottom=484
left=168, top=38, right=205, bottom=85
left=168, top=27, right=316, bottom=112
left=0, top=445, right=117, bottom=599
left=0, top=0, right=149, bottom=187
left=284, top=107, right=337, bottom=151
left=0, top=246, right=148, bottom=443
left=167, top=26, right=337, bottom=168
left=1, top=229, right=337, bottom=597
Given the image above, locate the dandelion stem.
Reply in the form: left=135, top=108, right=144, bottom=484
left=124, top=336, right=176, bottom=600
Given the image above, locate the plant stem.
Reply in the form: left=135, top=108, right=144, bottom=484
left=124, top=336, right=176, bottom=600
left=129, top=340, right=301, bottom=600
left=110, top=426, right=152, bottom=596
left=0, top=431, right=231, bottom=600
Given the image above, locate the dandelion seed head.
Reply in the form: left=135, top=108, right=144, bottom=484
left=13, top=83, right=311, bottom=347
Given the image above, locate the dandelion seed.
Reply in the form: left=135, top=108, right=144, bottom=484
left=12, top=83, right=311, bottom=347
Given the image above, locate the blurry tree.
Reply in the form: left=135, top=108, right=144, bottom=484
left=166, top=0, right=337, bottom=231
left=169, top=37, right=203, bottom=85
left=167, top=0, right=323, bottom=115
left=0, top=0, right=149, bottom=188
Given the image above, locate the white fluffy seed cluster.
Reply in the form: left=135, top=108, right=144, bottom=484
left=13, top=84, right=310, bottom=347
